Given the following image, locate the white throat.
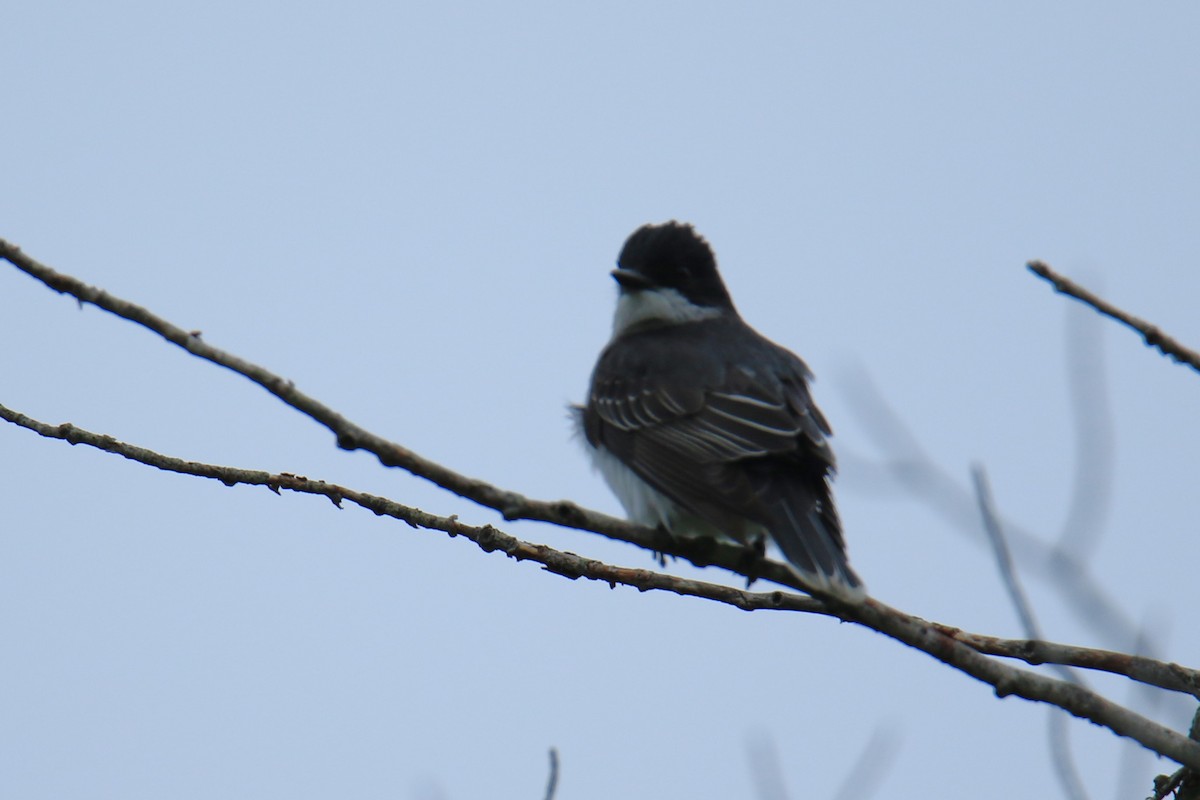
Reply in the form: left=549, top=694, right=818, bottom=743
left=612, top=287, right=722, bottom=338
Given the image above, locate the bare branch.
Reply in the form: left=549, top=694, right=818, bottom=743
left=932, top=628, right=1200, bottom=698
left=4, top=408, right=1200, bottom=769
left=9, top=400, right=1200, bottom=762
left=1028, top=260, right=1200, bottom=375
left=7, top=399, right=1198, bottom=701
left=0, top=236, right=803, bottom=593
left=851, top=597, right=1200, bottom=769
left=0, top=400, right=827, bottom=613
left=5, top=241, right=1200, bottom=770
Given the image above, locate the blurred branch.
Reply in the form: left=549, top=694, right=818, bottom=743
left=543, top=748, right=560, bottom=800
left=973, top=467, right=1054, bottom=651
left=831, top=725, right=901, bottom=800
left=746, top=732, right=791, bottom=800
left=843, top=277, right=1187, bottom=793
left=973, top=465, right=1088, bottom=800
left=4, top=239, right=1200, bottom=770
left=1119, top=625, right=1173, bottom=798
left=1028, top=261, right=1200, bottom=375
left=838, top=366, right=1141, bottom=654
left=841, top=265, right=1194, bottom=791
left=1058, top=298, right=1114, bottom=560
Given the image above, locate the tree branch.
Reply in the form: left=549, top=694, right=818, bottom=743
left=6, top=399, right=1198, bottom=700
left=0, top=400, right=825, bottom=613
left=5, top=405, right=1200, bottom=769
left=0, top=237, right=799, bottom=592
left=933, top=626, right=1200, bottom=699
left=1028, top=260, right=1200, bottom=375
left=5, top=239, right=1200, bottom=770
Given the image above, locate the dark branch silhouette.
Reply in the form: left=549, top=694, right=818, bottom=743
left=1028, top=260, right=1200, bottom=374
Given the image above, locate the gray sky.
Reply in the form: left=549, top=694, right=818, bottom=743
left=4, top=2, right=1199, bottom=798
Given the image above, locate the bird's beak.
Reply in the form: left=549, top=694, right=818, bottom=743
left=611, top=268, right=654, bottom=291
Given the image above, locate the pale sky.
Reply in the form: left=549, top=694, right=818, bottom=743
left=4, top=3, right=1200, bottom=798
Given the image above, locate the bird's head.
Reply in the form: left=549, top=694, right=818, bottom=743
left=609, top=222, right=736, bottom=334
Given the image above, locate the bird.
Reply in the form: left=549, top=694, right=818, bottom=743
left=575, top=221, right=864, bottom=602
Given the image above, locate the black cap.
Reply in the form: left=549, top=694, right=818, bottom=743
left=614, top=221, right=734, bottom=311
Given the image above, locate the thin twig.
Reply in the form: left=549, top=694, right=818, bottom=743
left=1027, top=260, right=1200, bottom=375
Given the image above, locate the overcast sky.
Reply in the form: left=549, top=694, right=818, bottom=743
left=4, top=3, right=1200, bottom=798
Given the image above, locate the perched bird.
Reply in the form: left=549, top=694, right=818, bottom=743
left=576, top=221, right=864, bottom=601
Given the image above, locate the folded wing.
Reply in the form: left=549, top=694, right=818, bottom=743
left=585, top=326, right=862, bottom=596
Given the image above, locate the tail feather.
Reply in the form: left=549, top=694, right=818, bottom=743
left=768, top=483, right=865, bottom=603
